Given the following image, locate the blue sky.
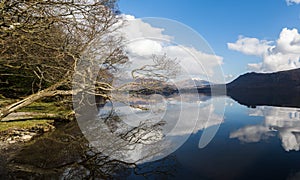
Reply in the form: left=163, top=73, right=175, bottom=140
left=119, top=0, right=300, bottom=80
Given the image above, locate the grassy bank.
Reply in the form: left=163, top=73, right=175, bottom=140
left=0, top=98, right=73, bottom=141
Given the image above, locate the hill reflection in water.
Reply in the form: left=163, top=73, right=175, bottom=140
left=227, top=89, right=300, bottom=108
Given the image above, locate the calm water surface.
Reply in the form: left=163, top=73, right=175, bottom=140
left=129, top=96, right=300, bottom=180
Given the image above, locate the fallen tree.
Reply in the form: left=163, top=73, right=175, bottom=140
left=0, top=0, right=128, bottom=120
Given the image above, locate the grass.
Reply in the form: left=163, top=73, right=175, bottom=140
left=0, top=99, right=72, bottom=133
left=0, top=97, right=71, bottom=115
left=0, top=98, right=15, bottom=107
left=0, top=120, right=54, bottom=133
left=17, top=101, right=70, bottom=115
left=20, top=100, right=74, bottom=120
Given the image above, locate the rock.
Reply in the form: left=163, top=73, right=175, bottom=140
left=21, top=135, right=32, bottom=141
left=13, top=131, right=20, bottom=135
left=0, top=122, right=56, bottom=145
left=8, top=140, right=16, bottom=144
left=29, top=132, right=37, bottom=136
left=43, top=125, right=55, bottom=132
left=43, top=127, right=50, bottom=132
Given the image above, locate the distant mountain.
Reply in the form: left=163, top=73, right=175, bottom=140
left=176, top=78, right=210, bottom=89
left=227, top=68, right=300, bottom=108
left=124, top=78, right=178, bottom=96
left=227, top=68, right=300, bottom=90
left=124, top=78, right=212, bottom=95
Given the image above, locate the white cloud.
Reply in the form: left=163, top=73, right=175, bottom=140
left=126, top=39, right=162, bottom=56
left=120, top=15, right=172, bottom=41
left=227, top=36, right=273, bottom=56
left=118, top=15, right=223, bottom=78
left=276, top=28, right=300, bottom=54
left=164, top=45, right=223, bottom=76
left=224, top=74, right=235, bottom=81
left=228, top=28, right=300, bottom=72
left=286, top=0, right=300, bottom=5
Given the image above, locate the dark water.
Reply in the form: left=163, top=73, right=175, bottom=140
left=3, top=95, right=300, bottom=180
left=157, top=98, right=300, bottom=180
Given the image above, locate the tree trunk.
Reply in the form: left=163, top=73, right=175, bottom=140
left=0, top=81, right=72, bottom=120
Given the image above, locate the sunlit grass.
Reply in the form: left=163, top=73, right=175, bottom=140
left=0, top=99, right=72, bottom=133
left=0, top=120, right=54, bottom=133
left=18, top=101, right=68, bottom=114
left=0, top=98, right=15, bottom=107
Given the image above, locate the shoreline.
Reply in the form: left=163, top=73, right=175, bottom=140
left=0, top=119, right=71, bottom=177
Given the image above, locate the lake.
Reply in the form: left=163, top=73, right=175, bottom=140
left=122, top=95, right=300, bottom=180
left=3, top=95, right=300, bottom=180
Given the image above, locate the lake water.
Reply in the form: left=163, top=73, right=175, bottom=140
left=3, top=95, right=300, bottom=180
left=126, top=96, right=300, bottom=180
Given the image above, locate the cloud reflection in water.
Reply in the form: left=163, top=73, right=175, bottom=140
left=230, top=106, right=300, bottom=151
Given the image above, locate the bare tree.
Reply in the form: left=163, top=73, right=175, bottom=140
left=0, top=0, right=128, bottom=119
left=131, top=54, right=180, bottom=82
left=0, top=0, right=180, bottom=120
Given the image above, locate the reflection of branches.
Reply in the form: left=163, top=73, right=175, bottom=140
left=6, top=112, right=176, bottom=179
left=120, top=120, right=166, bottom=145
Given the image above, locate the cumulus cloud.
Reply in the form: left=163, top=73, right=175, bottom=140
left=286, top=0, right=300, bottom=5
left=276, top=28, right=300, bottom=54
left=118, top=15, right=223, bottom=78
left=227, top=36, right=273, bottom=56
left=224, top=74, right=235, bottom=81
left=228, top=28, right=300, bottom=72
left=164, top=45, right=223, bottom=76
left=120, top=15, right=171, bottom=41
left=126, top=39, right=162, bottom=56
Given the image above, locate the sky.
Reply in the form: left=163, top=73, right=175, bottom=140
left=119, top=0, right=300, bottom=82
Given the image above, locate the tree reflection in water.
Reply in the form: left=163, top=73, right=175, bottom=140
left=3, top=91, right=222, bottom=179
left=5, top=114, right=177, bottom=179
